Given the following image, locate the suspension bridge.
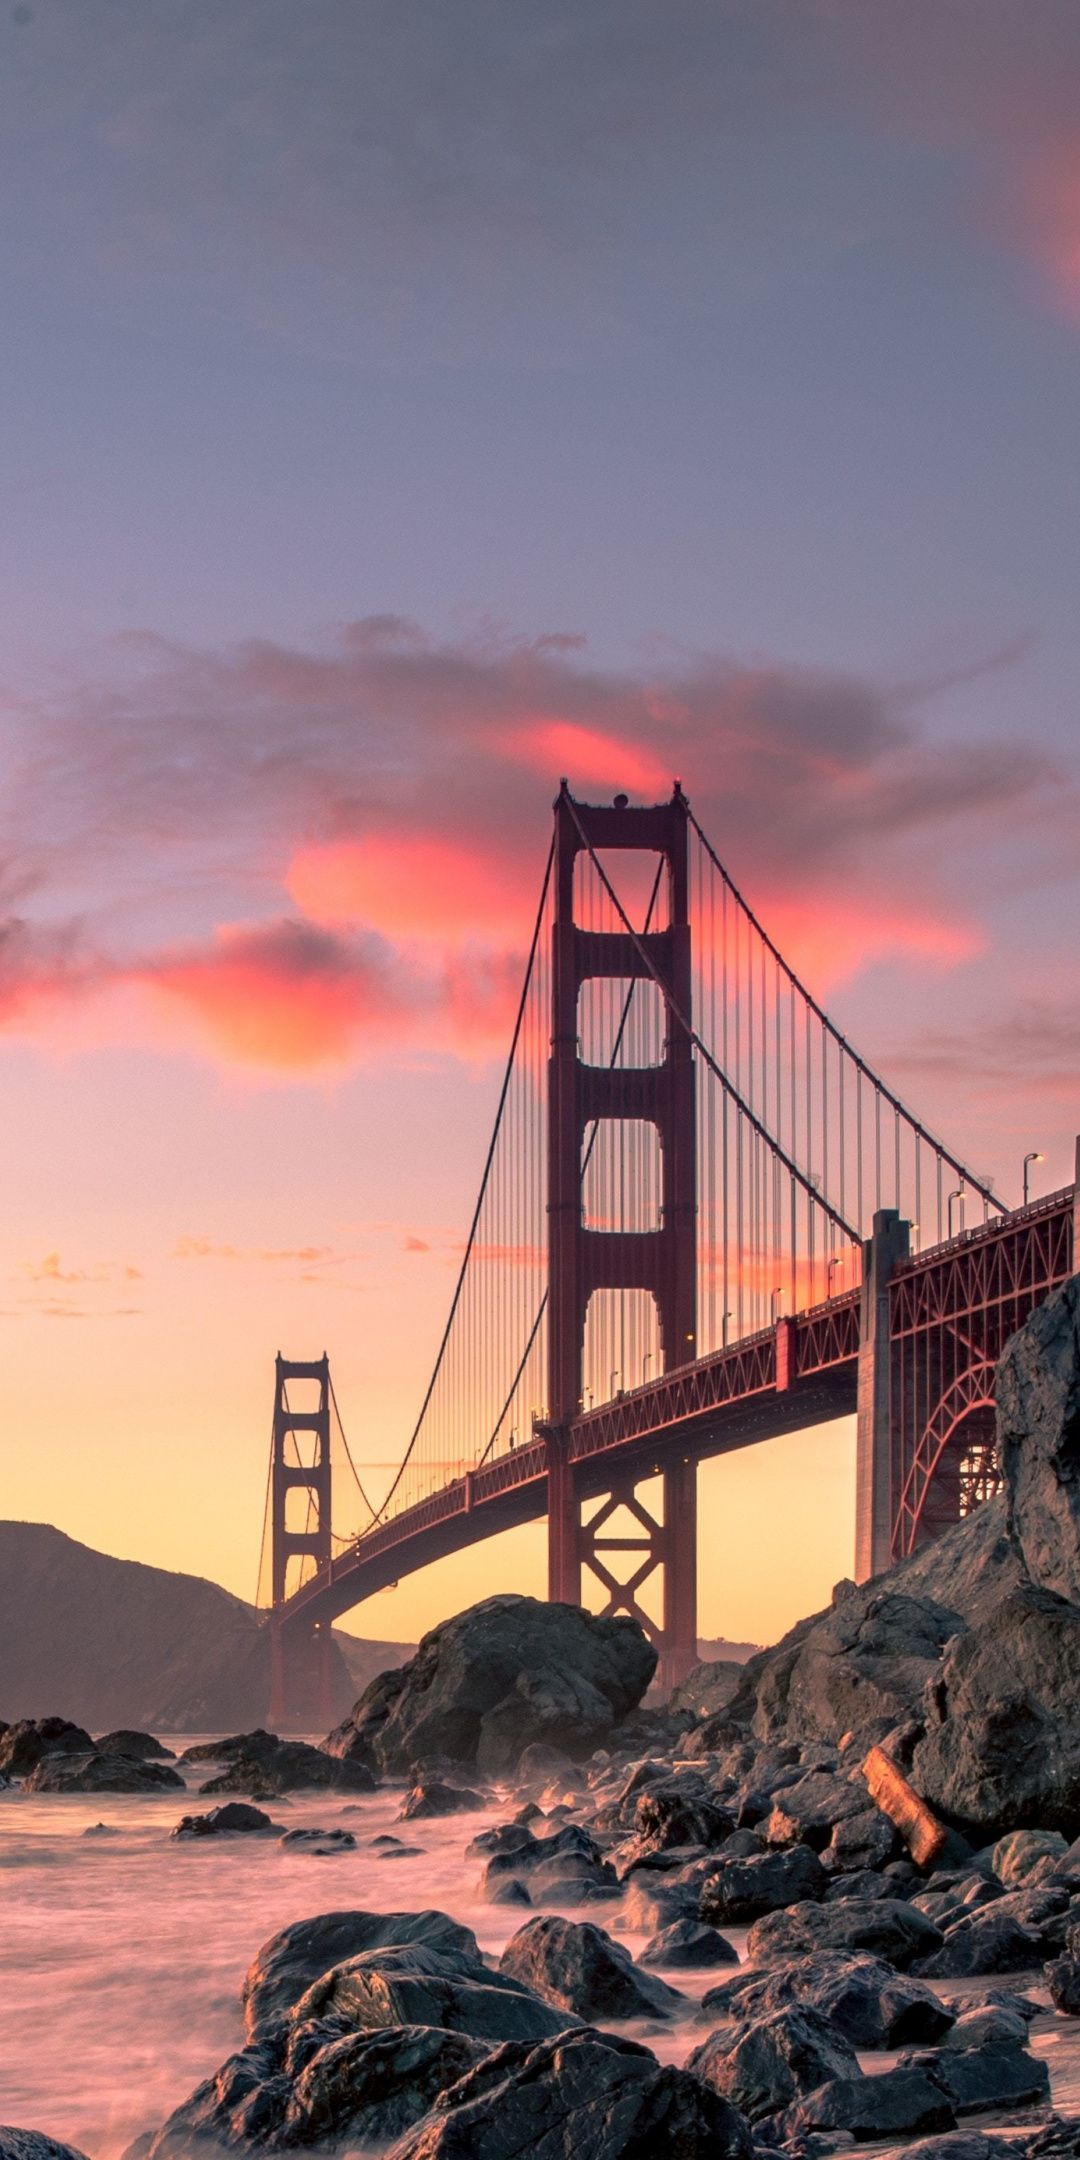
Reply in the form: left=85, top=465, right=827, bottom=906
left=260, top=784, right=1078, bottom=1725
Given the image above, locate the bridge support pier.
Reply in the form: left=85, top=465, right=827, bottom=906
left=268, top=1353, right=335, bottom=1731
left=545, top=1437, right=698, bottom=1691
left=269, top=1617, right=337, bottom=1733
left=855, top=1209, right=910, bottom=1581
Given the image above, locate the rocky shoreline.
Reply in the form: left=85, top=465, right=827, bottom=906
left=4, top=1275, right=1080, bottom=2160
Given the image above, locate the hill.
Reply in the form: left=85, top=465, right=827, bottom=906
left=0, top=1521, right=413, bottom=1733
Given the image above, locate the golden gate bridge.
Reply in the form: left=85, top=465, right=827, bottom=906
left=258, top=784, right=1078, bottom=1725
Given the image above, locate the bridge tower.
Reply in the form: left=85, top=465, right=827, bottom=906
left=546, top=783, right=698, bottom=1691
left=267, top=1353, right=337, bottom=1731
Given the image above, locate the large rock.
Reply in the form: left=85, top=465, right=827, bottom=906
left=325, top=1595, right=656, bottom=1778
left=687, top=2005, right=858, bottom=2123
left=911, top=1581, right=1080, bottom=1837
left=383, top=2027, right=754, bottom=2160
left=699, top=1845, right=828, bottom=1923
left=746, top=1895, right=943, bottom=1969
left=25, top=1751, right=183, bottom=1793
left=0, top=2137, right=92, bottom=2160
left=200, top=1734, right=375, bottom=1797
left=999, top=1275, right=1080, bottom=1601
left=700, top=1950, right=953, bottom=2048
left=291, top=1942, right=575, bottom=2045
left=242, top=1910, right=481, bottom=2038
left=498, top=1916, right=683, bottom=2021
left=769, top=2064, right=956, bottom=2143
left=0, top=1717, right=93, bottom=1777
left=94, top=1728, right=174, bottom=1759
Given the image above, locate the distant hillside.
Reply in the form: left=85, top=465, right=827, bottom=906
left=697, top=1635, right=763, bottom=1664
left=0, top=1522, right=413, bottom=1733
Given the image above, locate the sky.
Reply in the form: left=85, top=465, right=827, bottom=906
left=1, top=0, right=1078, bottom=1652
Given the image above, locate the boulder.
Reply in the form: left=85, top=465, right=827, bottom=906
left=242, top=1909, right=481, bottom=2039
left=279, top=1827, right=357, bottom=1853
left=699, top=1950, right=954, bottom=2047
left=908, top=2040, right=1050, bottom=2116
left=173, top=1803, right=277, bottom=1838
left=764, top=1770, right=871, bottom=1849
left=769, top=2065, right=956, bottom=2144
left=915, top=1908, right=1045, bottom=1979
left=200, top=1736, right=375, bottom=1797
left=1047, top=1955, right=1080, bottom=2013
left=0, top=2138, right=92, bottom=2160
left=399, top=1781, right=485, bottom=1820
left=687, top=2005, right=858, bottom=2123
left=640, top=1920, right=738, bottom=1969
left=25, top=1751, right=183, bottom=1793
left=94, top=1729, right=174, bottom=1759
left=280, top=2026, right=491, bottom=2150
left=992, top=1827, right=1069, bottom=1886
left=631, top=1779, right=733, bottom=1854
left=382, top=2026, right=754, bottom=2160
left=499, top=1915, right=684, bottom=2020
left=747, top=1896, right=943, bottom=1970
left=999, top=1275, right=1080, bottom=1601
left=293, top=1942, right=576, bottom=2045
left=699, top=1845, right=827, bottom=1923
left=912, top=1583, right=1080, bottom=1838
left=669, top=1659, right=746, bottom=1719
left=326, top=1595, right=656, bottom=1778
left=0, top=1717, right=93, bottom=1777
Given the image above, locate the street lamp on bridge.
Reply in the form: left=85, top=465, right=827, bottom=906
left=1023, top=1151, right=1045, bottom=1206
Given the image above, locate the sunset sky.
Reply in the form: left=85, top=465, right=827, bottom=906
left=2, top=1, right=1079, bottom=1651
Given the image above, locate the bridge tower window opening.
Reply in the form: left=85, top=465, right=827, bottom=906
left=578, top=974, right=665, bottom=1069
left=581, top=1116, right=663, bottom=1236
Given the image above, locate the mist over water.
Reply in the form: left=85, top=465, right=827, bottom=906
left=0, top=1741, right=709, bottom=2158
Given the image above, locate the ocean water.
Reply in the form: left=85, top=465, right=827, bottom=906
left=2, top=1743, right=1076, bottom=2157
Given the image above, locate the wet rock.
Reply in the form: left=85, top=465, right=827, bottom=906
left=768, top=2065, right=956, bottom=2144
left=0, top=1717, right=94, bottom=1778
left=700, top=1950, right=953, bottom=2048
left=631, top=1779, right=733, bottom=1854
left=399, top=1780, right=485, bottom=1820
left=488, top=1877, right=531, bottom=1908
left=747, top=1896, right=943, bottom=1969
left=729, top=1587, right=965, bottom=1748
left=912, top=1581, right=1080, bottom=1840
left=640, top=1919, right=738, bottom=1969
left=514, top=1742, right=581, bottom=1791
left=26, top=1751, right=183, bottom=1793
left=242, top=1909, right=481, bottom=2039
left=999, top=1274, right=1080, bottom=1602
left=279, top=1827, right=357, bottom=1853
left=181, top=1729, right=279, bottom=1765
left=383, top=2026, right=754, bottom=2160
left=466, top=1823, right=532, bottom=1861
left=621, top=1871, right=697, bottom=1932
left=699, top=1845, right=828, bottom=1923
left=765, top=1771, right=870, bottom=1850
left=0, top=2136, right=93, bottom=2160
left=914, top=1909, right=1044, bottom=1978
left=942, top=2003, right=1031, bottom=2049
left=901, top=2137, right=1016, bottom=2160
left=1047, top=1954, right=1080, bottom=2012
left=293, top=1942, right=579, bottom=2044
left=670, top=1658, right=748, bottom=1719
left=688, top=2005, right=858, bottom=2124
left=94, top=1729, right=174, bottom=1760
left=482, top=1822, right=618, bottom=1906
left=278, top=2025, right=490, bottom=2150
left=499, top=1914, right=684, bottom=2020
left=201, top=1736, right=375, bottom=1797
left=173, top=1803, right=277, bottom=1838
left=824, top=1867, right=896, bottom=1902
left=910, top=2040, right=1050, bottom=2116
left=325, top=1594, right=656, bottom=1779
left=822, top=1806, right=898, bottom=1875
left=992, top=1827, right=1069, bottom=1885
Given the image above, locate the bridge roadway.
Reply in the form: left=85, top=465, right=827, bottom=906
left=280, top=1285, right=862, bottom=1632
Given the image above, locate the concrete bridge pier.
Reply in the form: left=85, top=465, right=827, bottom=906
left=855, top=1208, right=911, bottom=1581
left=545, top=1434, right=698, bottom=1692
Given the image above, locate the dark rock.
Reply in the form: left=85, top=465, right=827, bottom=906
left=482, top=1823, right=618, bottom=1906
left=670, top=1658, right=748, bottom=1719
left=824, top=1868, right=895, bottom=1902
left=622, top=1871, right=697, bottom=1932
left=0, top=1717, right=93, bottom=1777
left=914, top=1909, right=1044, bottom=1978
left=1020, top=2125, right=1080, bottom=2160
left=765, top=1771, right=870, bottom=1850
left=747, top=1896, right=943, bottom=1969
left=944, top=2003, right=1031, bottom=2049
left=687, top=2006, right=858, bottom=2124
left=400, top=1781, right=485, bottom=1820
left=640, top=1919, right=738, bottom=1969
left=173, top=1802, right=276, bottom=1838
left=632, top=1780, right=733, bottom=1854
left=201, top=1736, right=375, bottom=1797
left=488, top=1877, right=532, bottom=1908
left=993, top=1827, right=1069, bottom=1885
left=913, top=2040, right=1050, bottom=2116
left=769, top=2066, right=956, bottom=2144
left=94, top=1729, right=174, bottom=1760
left=822, top=1807, right=898, bottom=1874
left=514, top=1742, right=581, bottom=1790
left=382, top=2026, right=754, bottom=2160
left=1047, top=1954, right=1080, bottom=2012
left=242, top=1909, right=481, bottom=2038
left=466, top=1823, right=532, bottom=1861
left=699, top=1845, right=828, bottom=1923
left=700, top=1950, right=953, bottom=2048
left=499, top=1914, right=683, bottom=2020
left=279, top=1827, right=357, bottom=1852
left=325, top=1594, right=656, bottom=1779
left=729, top=1588, right=965, bottom=1748
left=901, top=2138, right=1016, bottom=2160
left=0, top=2137, right=92, bottom=2160
left=912, top=1583, right=1080, bottom=1839
left=999, top=1275, right=1080, bottom=1602
left=181, top=1728, right=279, bottom=1764
left=294, top=1942, right=580, bottom=2044
left=26, top=1752, right=183, bottom=1793
left=279, top=2025, right=490, bottom=2149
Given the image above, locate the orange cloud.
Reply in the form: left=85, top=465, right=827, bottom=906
left=500, top=719, right=671, bottom=798
left=141, top=919, right=406, bottom=1071
left=286, top=832, right=532, bottom=942
left=751, top=893, right=981, bottom=992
